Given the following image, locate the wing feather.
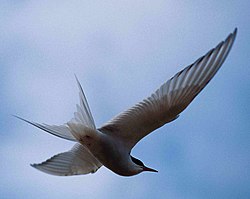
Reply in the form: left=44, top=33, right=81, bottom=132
left=99, top=29, right=237, bottom=150
left=31, top=143, right=102, bottom=176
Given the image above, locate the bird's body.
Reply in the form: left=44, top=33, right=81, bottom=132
left=16, top=29, right=237, bottom=177
left=67, top=120, right=151, bottom=176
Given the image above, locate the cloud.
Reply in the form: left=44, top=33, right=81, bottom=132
left=1, top=1, right=250, bottom=199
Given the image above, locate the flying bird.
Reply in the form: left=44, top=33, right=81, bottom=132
left=16, top=28, right=237, bottom=176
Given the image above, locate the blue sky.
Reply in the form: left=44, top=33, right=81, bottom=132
left=1, top=1, right=250, bottom=199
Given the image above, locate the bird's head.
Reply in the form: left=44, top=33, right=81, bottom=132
left=130, top=155, right=158, bottom=174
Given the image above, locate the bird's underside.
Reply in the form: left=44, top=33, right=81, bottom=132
left=16, top=28, right=237, bottom=176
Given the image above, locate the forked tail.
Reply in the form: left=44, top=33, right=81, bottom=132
left=15, top=75, right=96, bottom=141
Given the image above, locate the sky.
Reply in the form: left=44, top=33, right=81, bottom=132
left=1, top=1, right=250, bottom=199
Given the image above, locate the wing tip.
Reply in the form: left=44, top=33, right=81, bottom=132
left=233, top=27, right=237, bottom=36
left=30, top=163, right=37, bottom=168
left=226, top=28, right=237, bottom=46
left=30, top=162, right=66, bottom=176
left=30, top=163, right=43, bottom=172
left=232, top=27, right=237, bottom=44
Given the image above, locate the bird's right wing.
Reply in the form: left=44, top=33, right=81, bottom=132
left=99, top=29, right=237, bottom=150
left=15, top=76, right=96, bottom=141
left=31, top=143, right=102, bottom=176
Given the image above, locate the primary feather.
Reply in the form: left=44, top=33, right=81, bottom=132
left=31, top=143, right=102, bottom=176
left=99, top=28, right=237, bottom=150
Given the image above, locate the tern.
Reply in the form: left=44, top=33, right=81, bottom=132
left=16, top=29, right=237, bottom=176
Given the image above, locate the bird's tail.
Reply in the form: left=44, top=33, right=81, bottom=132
left=67, top=122, right=98, bottom=142
left=66, top=76, right=98, bottom=141
left=15, top=76, right=96, bottom=142
left=71, top=75, right=96, bottom=130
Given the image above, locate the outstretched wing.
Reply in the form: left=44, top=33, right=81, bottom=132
left=15, top=76, right=95, bottom=141
left=31, top=143, right=102, bottom=176
left=99, top=28, right=237, bottom=150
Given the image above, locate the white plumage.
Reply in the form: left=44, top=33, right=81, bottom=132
left=31, top=143, right=101, bottom=176
left=16, top=28, right=237, bottom=176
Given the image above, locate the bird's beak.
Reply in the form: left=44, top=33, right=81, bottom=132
left=143, top=166, right=158, bottom=173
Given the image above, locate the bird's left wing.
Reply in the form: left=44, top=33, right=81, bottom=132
left=31, top=143, right=102, bottom=176
left=99, top=29, right=237, bottom=150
